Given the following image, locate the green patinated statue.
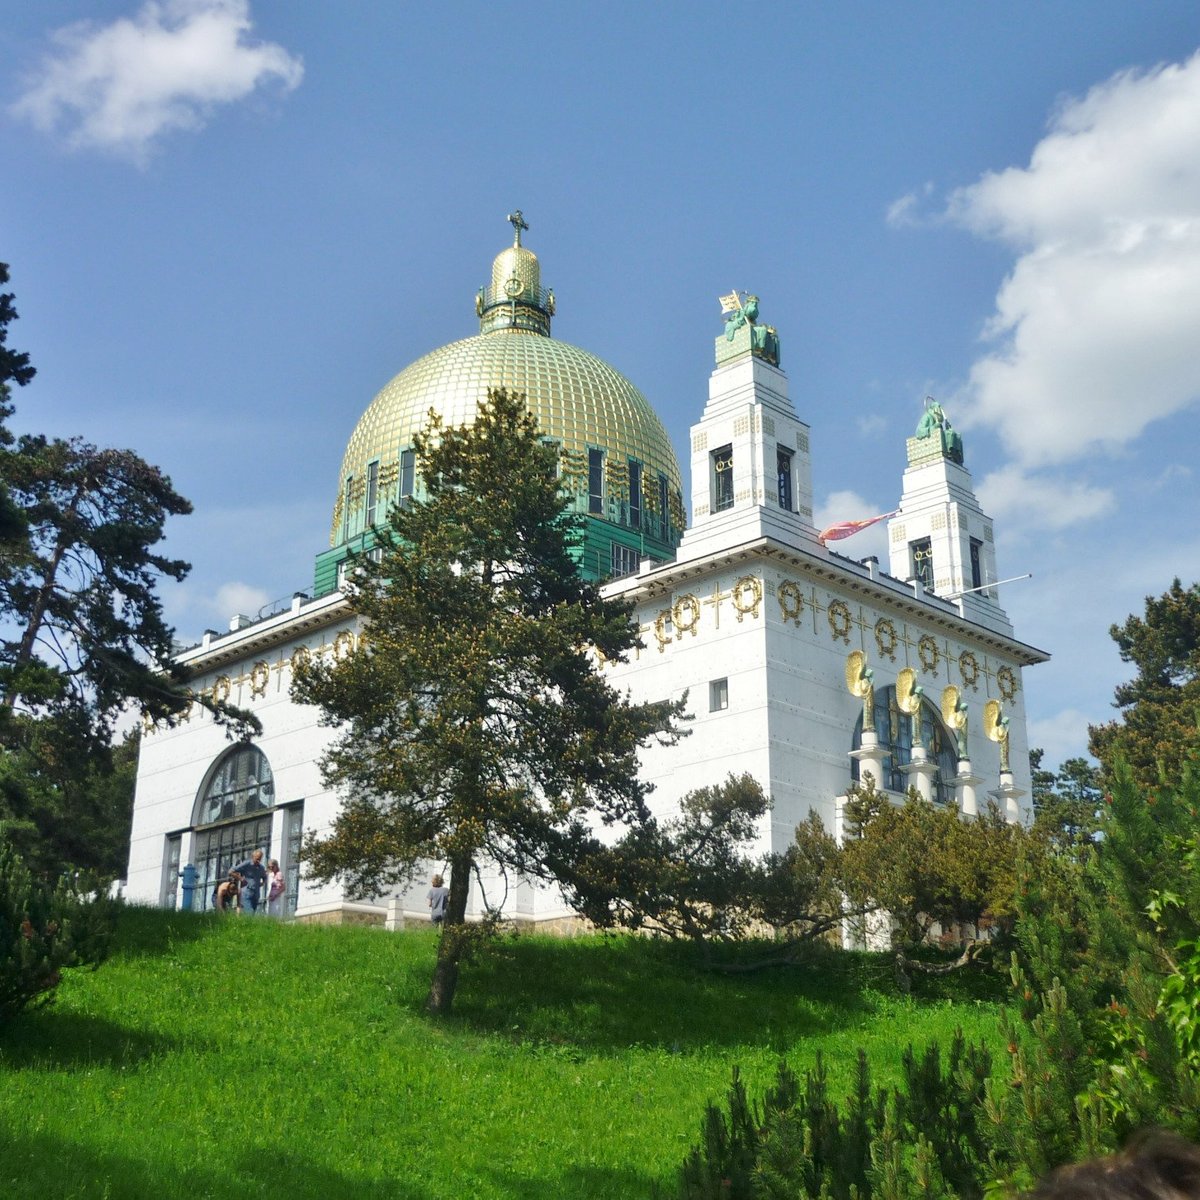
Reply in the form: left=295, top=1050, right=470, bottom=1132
left=915, top=399, right=964, bottom=465
left=720, top=292, right=781, bottom=366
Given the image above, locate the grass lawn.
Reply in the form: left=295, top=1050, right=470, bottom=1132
left=0, top=908, right=1009, bottom=1199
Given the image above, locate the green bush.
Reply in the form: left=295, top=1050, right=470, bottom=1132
left=0, top=839, right=116, bottom=1022
left=677, top=1032, right=994, bottom=1199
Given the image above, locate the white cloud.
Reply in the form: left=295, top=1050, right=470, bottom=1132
left=945, top=51, right=1200, bottom=469
left=886, top=182, right=935, bottom=229
left=1027, top=708, right=1098, bottom=771
left=976, top=464, right=1114, bottom=533
left=213, top=581, right=271, bottom=622
left=11, top=0, right=303, bottom=163
left=855, top=414, right=887, bottom=438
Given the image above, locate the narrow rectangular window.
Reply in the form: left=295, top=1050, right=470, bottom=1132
left=777, top=446, right=794, bottom=511
left=588, top=448, right=604, bottom=515
left=610, top=542, right=639, bottom=579
left=284, top=803, right=304, bottom=917
left=399, top=449, right=416, bottom=508
left=709, top=678, right=729, bottom=712
left=341, top=476, right=354, bottom=541
left=910, top=538, right=934, bottom=590
left=658, top=473, right=670, bottom=540
left=628, top=460, right=642, bottom=529
left=970, top=538, right=983, bottom=591
left=364, top=460, right=380, bottom=527
left=712, top=445, right=734, bottom=512
left=161, top=834, right=182, bottom=909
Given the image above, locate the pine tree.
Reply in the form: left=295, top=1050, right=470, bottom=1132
left=293, top=389, right=685, bottom=1014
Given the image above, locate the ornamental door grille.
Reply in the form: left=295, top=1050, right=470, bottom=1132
left=193, top=815, right=273, bottom=913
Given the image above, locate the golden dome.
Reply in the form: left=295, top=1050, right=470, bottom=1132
left=326, top=214, right=684, bottom=567
left=331, top=328, right=682, bottom=545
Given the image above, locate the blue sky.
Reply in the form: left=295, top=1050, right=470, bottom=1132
left=3, top=1, right=1200, bottom=769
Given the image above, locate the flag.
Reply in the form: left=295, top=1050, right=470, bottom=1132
left=817, top=510, right=898, bottom=547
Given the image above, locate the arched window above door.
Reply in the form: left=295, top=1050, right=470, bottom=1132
left=193, top=745, right=275, bottom=827
left=850, top=685, right=958, bottom=804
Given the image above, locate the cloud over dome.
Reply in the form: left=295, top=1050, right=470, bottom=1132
left=945, top=50, right=1200, bottom=471
left=11, top=0, right=303, bottom=164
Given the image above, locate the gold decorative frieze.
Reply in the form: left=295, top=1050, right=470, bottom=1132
left=917, top=634, right=940, bottom=675
left=958, top=650, right=980, bottom=689
left=249, top=660, right=270, bottom=698
left=891, top=524, right=906, bottom=543
left=692, top=433, right=708, bottom=452
left=796, top=432, right=809, bottom=453
left=672, top=594, right=701, bottom=637
left=778, top=580, right=805, bottom=626
left=997, top=665, right=1018, bottom=702
left=731, top=576, right=762, bottom=621
left=827, top=599, right=852, bottom=644
left=874, top=618, right=898, bottom=661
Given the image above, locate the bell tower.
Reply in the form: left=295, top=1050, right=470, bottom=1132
left=675, top=292, right=819, bottom=563
left=886, top=399, right=1014, bottom=636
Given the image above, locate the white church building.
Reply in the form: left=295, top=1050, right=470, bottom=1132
left=126, top=217, right=1047, bottom=924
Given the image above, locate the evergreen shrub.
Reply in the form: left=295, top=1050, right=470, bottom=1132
left=0, top=839, right=116, bottom=1022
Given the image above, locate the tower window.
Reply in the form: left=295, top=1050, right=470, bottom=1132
left=777, top=446, right=794, bottom=511
left=588, top=449, right=604, bottom=515
left=709, top=678, right=729, bottom=712
left=399, top=449, right=416, bottom=508
left=364, top=460, right=380, bottom=527
left=910, top=538, right=934, bottom=590
left=970, top=538, right=983, bottom=592
left=628, top=460, right=642, bottom=529
left=712, top=445, right=734, bottom=513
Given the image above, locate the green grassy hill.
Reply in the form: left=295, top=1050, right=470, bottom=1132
left=0, top=908, right=1008, bottom=1199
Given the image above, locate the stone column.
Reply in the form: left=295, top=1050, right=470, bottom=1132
left=953, top=762, right=982, bottom=817
left=849, top=732, right=889, bottom=792
left=900, top=746, right=938, bottom=801
left=989, top=772, right=1026, bottom=825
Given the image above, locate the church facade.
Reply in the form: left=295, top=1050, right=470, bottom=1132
left=125, top=218, right=1047, bottom=924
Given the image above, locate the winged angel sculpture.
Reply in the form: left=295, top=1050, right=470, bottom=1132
left=984, top=699, right=1011, bottom=774
left=845, top=650, right=875, bottom=733
left=941, top=685, right=969, bottom=762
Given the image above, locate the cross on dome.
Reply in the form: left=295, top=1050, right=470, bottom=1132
left=507, top=210, right=529, bottom=246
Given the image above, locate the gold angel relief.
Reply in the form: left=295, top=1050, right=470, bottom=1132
left=983, top=699, right=1011, bottom=774
left=896, top=667, right=924, bottom=749
left=845, top=650, right=875, bottom=734
left=941, top=684, right=969, bottom=762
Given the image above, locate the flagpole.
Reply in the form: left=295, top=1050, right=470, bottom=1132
left=943, top=573, right=1032, bottom=599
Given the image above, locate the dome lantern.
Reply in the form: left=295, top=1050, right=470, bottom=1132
left=475, top=210, right=556, bottom=336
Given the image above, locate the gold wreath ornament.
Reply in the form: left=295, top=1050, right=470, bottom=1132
left=778, top=580, right=804, bottom=625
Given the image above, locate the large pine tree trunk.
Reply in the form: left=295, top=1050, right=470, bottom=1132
left=425, top=853, right=472, bottom=1016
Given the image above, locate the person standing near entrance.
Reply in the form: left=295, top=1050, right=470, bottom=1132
left=427, top=874, right=449, bottom=927
left=266, top=858, right=286, bottom=917
left=233, top=849, right=268, bottom=914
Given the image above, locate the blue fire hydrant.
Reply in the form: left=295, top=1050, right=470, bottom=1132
left=180, top=863, right=198, bottom=911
